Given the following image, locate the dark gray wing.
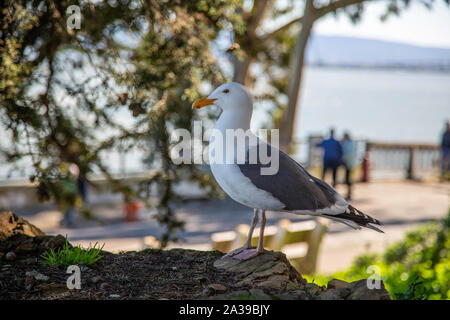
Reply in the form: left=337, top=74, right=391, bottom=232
left=237, top=142, right=341, bottom=211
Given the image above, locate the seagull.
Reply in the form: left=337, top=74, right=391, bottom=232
left=193, top=82, right=383, bottom=260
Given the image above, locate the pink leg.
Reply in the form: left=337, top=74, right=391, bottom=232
left=233, top=210, right=267, bottom=260
left=223, top=209, right=259, bottom=257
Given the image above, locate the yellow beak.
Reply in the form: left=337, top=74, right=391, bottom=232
left=192, top=97, right=217, bottom=109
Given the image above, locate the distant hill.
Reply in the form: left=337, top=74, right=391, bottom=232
left=306, top=35, right=450, bottom=70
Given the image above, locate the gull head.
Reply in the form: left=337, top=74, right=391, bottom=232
left=192, top=82, right=253, bottom=112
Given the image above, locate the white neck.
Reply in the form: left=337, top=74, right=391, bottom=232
left=208, top=107, right=253, bottom=164
left=214, top=108, right=252, bottom=133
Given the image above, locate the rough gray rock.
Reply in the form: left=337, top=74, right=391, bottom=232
left=5, top=251, right=16, bottom=261
left=0, top=211, right=44, bottom=241
left=0, top=211, right=66, bottom=260
left=211, top=250, right=391, bottom=300
left=203, top=283, right=228, bottom=296
left=214, top=251, right=306, bottom=291
left=26, top=270, right=49, bottom=282
left=345, top=279, right=391, bottom=300
left=0, top=232, right=68, bottom=258
left=327, top=279, right=349, bottom=289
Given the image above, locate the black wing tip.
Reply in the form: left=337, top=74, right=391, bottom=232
left=366, top=223, right=385, bottom=233
left=329, top=205, right=384, bottom=233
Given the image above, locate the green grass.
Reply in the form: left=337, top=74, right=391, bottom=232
left=41, top=236, right=104, bottom=266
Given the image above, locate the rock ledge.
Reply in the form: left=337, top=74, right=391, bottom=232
left=211, top=251, right=390, bottom=300
left=0, top=211, right=391, bottom=300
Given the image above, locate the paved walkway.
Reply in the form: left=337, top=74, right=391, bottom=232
left=12, top=181, right=450, bottom=274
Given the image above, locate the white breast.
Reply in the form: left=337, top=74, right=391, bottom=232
left=210, top=163, right=285, bottom=210
left=208, top=109, right=285, bottom=210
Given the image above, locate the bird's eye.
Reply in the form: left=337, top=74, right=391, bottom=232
left=222, top=89, right=230, bottom=93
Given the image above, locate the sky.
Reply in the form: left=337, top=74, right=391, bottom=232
left=313, top=1, right=450, bottom=48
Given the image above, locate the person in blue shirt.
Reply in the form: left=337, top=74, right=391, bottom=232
left=316, top=128, right=343, bottom=188
left=441, top=121, right=450, bottom=182
left=341, top=132, right=359, bottom=200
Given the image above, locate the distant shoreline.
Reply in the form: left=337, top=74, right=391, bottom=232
left=305, top=35, right=450, bottom=73
left=307, top=63, right=450, bottom=73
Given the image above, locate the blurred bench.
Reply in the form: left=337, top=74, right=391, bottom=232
left=211, top=217, right=329, bottom=274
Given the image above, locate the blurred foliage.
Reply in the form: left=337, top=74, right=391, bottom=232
left=1, top=0, right=447, bottom=247
left=305, top=210, right=450, bottom=300
left=0, top=0, right=243, bottom=247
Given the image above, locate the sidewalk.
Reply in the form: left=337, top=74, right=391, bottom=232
left=12, top=181, right=450, bottom=274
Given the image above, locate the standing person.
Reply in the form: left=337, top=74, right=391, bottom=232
left=60, top=163, right=80, bottom=227
left=441, top=121, right=450, bottom=182
left=341, top=132, right=359, bottom=200
left=316, top=128, right=343, bottom=187
left=71, top=150, right=89, bottom=205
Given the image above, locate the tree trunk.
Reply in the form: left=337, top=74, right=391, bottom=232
left=232, top=0, right=270, bottom=87
left=232, top=55, right=252, bottom=86
left=279, top=0, right=316, bottom=153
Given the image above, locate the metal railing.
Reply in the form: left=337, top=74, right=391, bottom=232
left=306, top=136, right=441, bottom=181
left=366, top=142, right=440, bottom=180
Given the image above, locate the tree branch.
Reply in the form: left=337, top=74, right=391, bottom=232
left=316, top=0, right=368, bottom=18
left=260, top=16, right=304, bottom=43
left=259, top=0, right=370, bottom=43
left=247, top=0, right=271, bottom=37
